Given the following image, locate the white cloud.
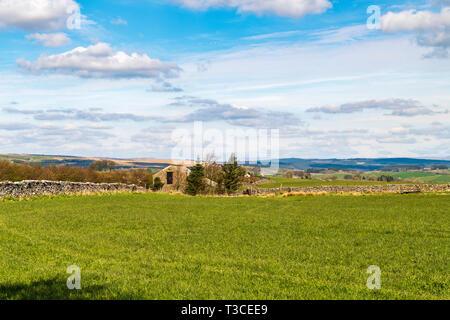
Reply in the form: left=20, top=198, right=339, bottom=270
left=3, top=106, right=162, bottom=122
left=381, top=7, right=450, bottom=58
left=167, top=96, right=302, bottom=128
left=171, top=0, right=332, bottom=18
left=16, top=42, right=182, bottom=79
left=306, top=98, right=448, bottom=116
left=26, top=32, right=71, bottom=47
left=381, top=8, right=450, bottom=32
left=417, top=30, right=450, bottom=54
left=0, top=0, right=79, bottom=31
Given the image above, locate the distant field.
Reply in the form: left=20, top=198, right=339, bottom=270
left=0, top=193, right=448, bottom=300
left=367, top=172, right=450, bottom=184
left=274, top=172, right=450, bottom=188
left=256, top=177, right=409, bottom=189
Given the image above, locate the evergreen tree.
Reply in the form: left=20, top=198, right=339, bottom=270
left=222, top=154, right=246, bottom=194
left=185, top=164, right=206, bottom=196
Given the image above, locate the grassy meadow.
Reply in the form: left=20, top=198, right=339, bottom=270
left=370, top=172, right=450, bottom=184
left=256, top=177, right=410, bottom=189
left=257, top=173, right=450, bottom=189
left=310, top=172, right=450, bottom=184
left=0, top=192, right=448, bottom=300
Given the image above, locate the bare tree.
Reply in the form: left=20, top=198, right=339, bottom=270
left=204, top=153, right=223, bottom=195
left=173, top=165, right=188, bottom=191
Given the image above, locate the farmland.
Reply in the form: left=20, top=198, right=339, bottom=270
left=256, top=177, right=410, bottom=189
left=367, top=172, right=450, bottom=184
left=256, top=173, right=450, bottom=189
left=0, top=192, right=448, bottom=300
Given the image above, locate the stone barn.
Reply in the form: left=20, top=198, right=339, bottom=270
left=153, top=165, right=191, bottom=192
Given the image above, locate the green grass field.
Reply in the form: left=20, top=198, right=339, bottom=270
left=370, top=172, right=450, bottom=184
left=0, top=193, right=448, bottom=300
left=256, top=177, right=409, bottom=189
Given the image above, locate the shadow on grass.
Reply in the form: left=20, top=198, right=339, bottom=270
left=0, top=277, right=108, bottom=300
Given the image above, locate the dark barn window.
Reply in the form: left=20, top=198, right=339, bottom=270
left=167, top=172, right=173, bottom=185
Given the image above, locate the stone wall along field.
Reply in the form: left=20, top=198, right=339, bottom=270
left=0, top=180, right=142, bottom=198
left=239, top=184, right=450, bottom=196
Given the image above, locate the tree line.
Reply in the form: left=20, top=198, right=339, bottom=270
left=0, top=160, right=153, bottom=189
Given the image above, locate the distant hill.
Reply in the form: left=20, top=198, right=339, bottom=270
left=0, top=154, right=194, bottom=171
left=1, top=154, right=449, bottom=172
left=277, top=158, right=450, bottom=171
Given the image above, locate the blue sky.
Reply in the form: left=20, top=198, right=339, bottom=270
left=0, top=0, right=449, bottom=160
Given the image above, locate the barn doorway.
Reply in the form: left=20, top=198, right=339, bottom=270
left=167, top=172, right=173, bottom=185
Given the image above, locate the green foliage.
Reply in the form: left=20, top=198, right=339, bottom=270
left=185, top=164, right=206, bottom=196
left=0, top=193, right=448, bottom=299
left=152, top=177, right=164, bottom=191
left=222, top=154, right=246, bottom=194
left=378, top=175, right=395, bottom=182
left=88, top=160, right=117, bottom=172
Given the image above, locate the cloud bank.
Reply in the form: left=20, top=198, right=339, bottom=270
left=16, top=43, right=182, bottom=79
left=306, top=98, right=448, bottom=116
left=168, top=96, right=302, bottom=128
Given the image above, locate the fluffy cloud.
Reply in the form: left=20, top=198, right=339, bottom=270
left=26, top=33, right=71, bottom=47
left=0, top=0, right=79, bottom=31
left=16, top=42, right=181, bottom=79
left=306, top=98, right=448, bottom=117
left=171, top=0, right=332, bottom=18
left=381, top=7, right=450, bottom=58
left=417, top=30, right=450, bottom=57
left=167, top=96, right=302, bottom=128
left=381, top=8, right=450, bottom=32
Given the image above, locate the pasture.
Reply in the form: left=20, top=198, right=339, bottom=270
left=0, top=192, right=448, bottom=300
left=256, top=177, right=408, bottom=189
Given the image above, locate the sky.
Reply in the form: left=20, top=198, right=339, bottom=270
left=0, top=0, right=449, bottom=160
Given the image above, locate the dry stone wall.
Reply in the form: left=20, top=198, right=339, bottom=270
left=238, top=184, right=450, bottom=196
left=1, top=181, right=449, bottom=198
left=0, top=180, right=142, bottom=198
